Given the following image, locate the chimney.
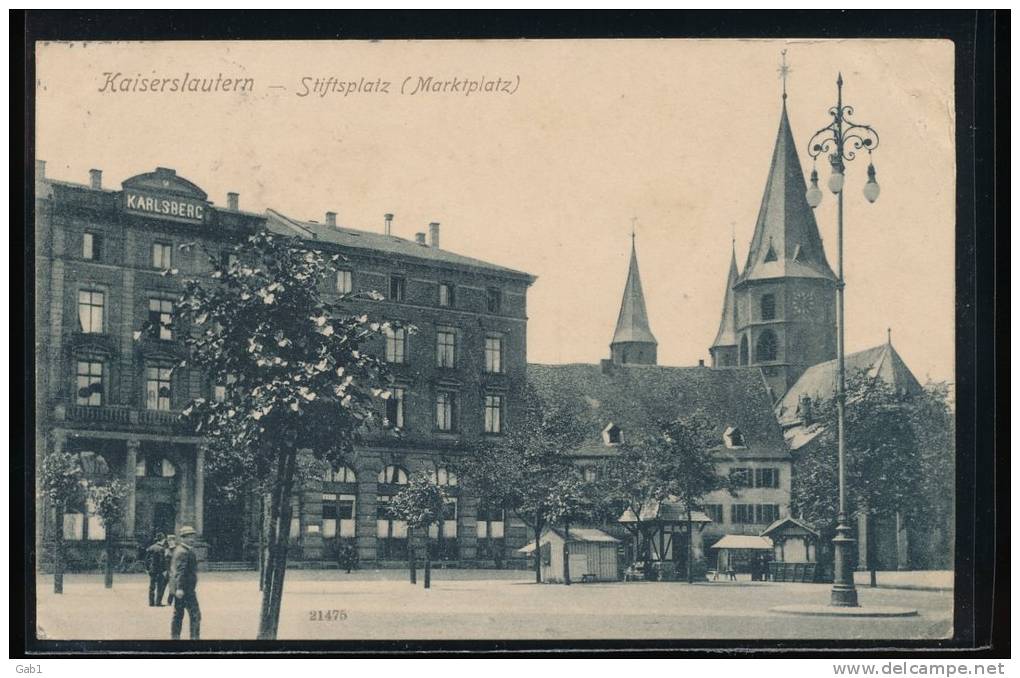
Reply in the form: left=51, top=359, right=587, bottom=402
left=89, top=169, right=102, bottom=190
left=429, top=222, right=440, bottom=248
left=799, top=394, right=813, bottom=425
left=227, top=192, right=239, bottom=210
left=36, top=160, right=46, bottom=180
left=325, top=211, right=337, bottom=227
left=384, top=213, right=394, bottom=236
left=415, top=232, right=427, bottom=245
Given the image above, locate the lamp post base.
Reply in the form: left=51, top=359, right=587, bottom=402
left=831, top=519, right=859, bottom=607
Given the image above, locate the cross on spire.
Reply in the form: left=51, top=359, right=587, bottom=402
left=630, top=217, right=637, bottom=245
left=778, top=49, right=791, bottom=101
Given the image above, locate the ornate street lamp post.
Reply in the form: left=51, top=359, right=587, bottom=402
left=805, top=73, right=880, bottom=607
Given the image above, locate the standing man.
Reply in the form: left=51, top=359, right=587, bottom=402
left=169, top=526, right=201, bottom=640
left=163, top=534, right=177, bottom=606
left=144, top=532, right=168, bottom=606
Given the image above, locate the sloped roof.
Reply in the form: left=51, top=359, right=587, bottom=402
left=738, top=104, right=836, bottom=284
left=265, top=209, right=534, bottom=281
left=711, top=245, right=740, bottom=349
left=517, top=527, right=620, bottom=552
left=775, top=340, right=924, bottom=428
left=527, top=363, right=790, bottom=460
left=619, top=501, right=713, bottom=524
left=760, top=516, right=820, bottom=539
left=611, top=239, right=657, bottom=346
left=709, top=535, right=773, bottom=550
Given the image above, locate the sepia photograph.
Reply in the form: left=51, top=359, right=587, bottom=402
left=20, top=16, right=998, bottom=656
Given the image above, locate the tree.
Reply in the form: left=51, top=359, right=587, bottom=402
left=602, top=438, right=670, bottom=563
left=387, top=472, right=449, bottom=589
left=40, top=451, right=85, bottom=594
left=544, top=475, right=599, bottom=585
left=88, top=479, right=129, bottom=589
left=658, top=414, right=733, bottom=583
left=458, top=383, right=587, bottom=583
left=789, top=372, right=945, bottom=584
left=177, top=231, right=394, bottom=639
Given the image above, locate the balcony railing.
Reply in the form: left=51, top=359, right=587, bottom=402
left=63, top=404, right=184, bottom=429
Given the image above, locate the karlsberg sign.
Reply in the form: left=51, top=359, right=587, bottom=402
left=123, top=190, right=206, bottom=223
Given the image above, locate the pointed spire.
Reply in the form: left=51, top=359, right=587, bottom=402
left=738, top=98, right=837, bottom=284
left=611, top=234, right=657, bottom=349
left=711, top=241, right=741, bottom=349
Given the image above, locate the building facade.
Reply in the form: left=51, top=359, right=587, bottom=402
left=34, top=163, right=534, bottom=568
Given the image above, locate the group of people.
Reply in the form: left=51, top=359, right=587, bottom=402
left=144, top=525, right=201, bottom=640
left=749, top=553, right=772, bottom=581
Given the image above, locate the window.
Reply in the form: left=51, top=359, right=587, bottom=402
left=148, top=299, right=174, bottom=340
left=321, top=493, right=356, bottom=538
left=324, top=465, right=357, bottom=483
left=486, top=288, right=502, bottom=314
left=484, top=335, right=503, bottom=373
left=152, top=242, right=172, bottom=269
left=135, top=455, right=176, bottom=478
left=704, top=504, right=724, bottom=524
left=755, top=468, right=780, bottom=489
left=723, top=426, right=745, bottom=449
left=436, top=328, right=456, bottom=368
left=583, top=467, right=598, bottom=483
left=75, top=360, right=103, bottom=406
left=602, top=423, right=623, bottom=446
left=756, top=330, right=778, bottom=362
left=729, top=467, right=752, bottom=488
left=760, top=294, right=776, bottom=321
left=430, top=467, right=458, bottom=486
left=384, top=327, right=407, bottom=364
left=739, top=335, right=749, bottom=366
left=77, top=290, right=104, bottom=334
left=378, top=465, right=409, bottom=485
left=83, top=232, right=101, bottom=261
left=755, top=504, right=780, bottom=525
left=145, top=365, right=173, bottom=411
left=63, top=496, right=105, bottom=541
left=438, top=282, right=454, bottom=307
left=389, top=276, right=405, bottom=302
left=731, top=504, right=755, bottom=524
left=484, top=394, right=503, bottom=434
left=212, top=374, right=235, bottom=403
left=763, top=241, right=778, bottom=263
left=385, top=387, right=405, bottom=428
left=435, top=391, right=456, bottom=432
left=336, top=269, right=352, bottom=294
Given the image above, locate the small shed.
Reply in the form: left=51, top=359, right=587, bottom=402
left=708, top=534, right=773, bottom=574
left=760, top=516, right=820, bottom=563
left=517, top=527, right=620, bottom=583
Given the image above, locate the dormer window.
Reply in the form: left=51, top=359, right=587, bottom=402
left=602, top=423, right=623, bottom=446
left=723, top=426, right=746, bottom=449
left=763, top=239, right=778, bottom=263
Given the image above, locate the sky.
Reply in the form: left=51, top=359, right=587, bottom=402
left=36, top=39, right=956, bottom=383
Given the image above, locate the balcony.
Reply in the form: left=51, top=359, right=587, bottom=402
left=61, top=404, right=186, bottom=431
left=64, top=405, right=133, bottom=425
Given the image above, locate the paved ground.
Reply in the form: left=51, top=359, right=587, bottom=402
left=35, top=569, right=953, bottom=641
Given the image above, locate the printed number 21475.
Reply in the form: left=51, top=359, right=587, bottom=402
left=309, top=609, right=347, bottom=621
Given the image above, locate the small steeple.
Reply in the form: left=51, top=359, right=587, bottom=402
left=610, top=230, right=657, bottom=366
left=710, top=241, right=741, bottom=359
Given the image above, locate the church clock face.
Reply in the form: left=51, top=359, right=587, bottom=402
left=792, top=290, right=814, bottom=317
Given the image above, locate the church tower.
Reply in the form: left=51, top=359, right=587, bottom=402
left=730, top=89, right=837, bottom=400
left=709, top=242, right=740, bottom=367
left=610, top=234, right=657, bottom=366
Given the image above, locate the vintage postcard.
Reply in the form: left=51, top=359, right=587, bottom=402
left=30, top=36, right=959, bottom=646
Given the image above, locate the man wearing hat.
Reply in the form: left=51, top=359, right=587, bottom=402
left=144, top=532, right=168, bottom=606
left=168, top=525, right=201, bottom=640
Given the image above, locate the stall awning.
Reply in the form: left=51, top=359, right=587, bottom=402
left=709, top=535, right=773, bottom=550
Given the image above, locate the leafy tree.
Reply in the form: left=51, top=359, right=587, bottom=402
left=40, top=451, right=85, bottom=594
left=458, top=383, right=587, bottom=583
left=602, top=438, right=669, bottom=562
left=177, top=231, right=394, bottom=639
left=88, top=479, right=130, bottom=589
left=789, top=372, right=950, bottom=583
left=388, top=472, right=449, bottom=589
left=658, top=414, right=733, bottom=583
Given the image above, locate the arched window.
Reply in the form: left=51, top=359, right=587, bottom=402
left=739, top=335, right=749, bottom=366
left=756, top=330, right=778, bottom=362
left=760, top=294, right=776, bottom=321
left=430, top=467, right=458, bottom=486
left=324, top=464, right=357, bottom=483
left=378, top=465, right=408, bottom=485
